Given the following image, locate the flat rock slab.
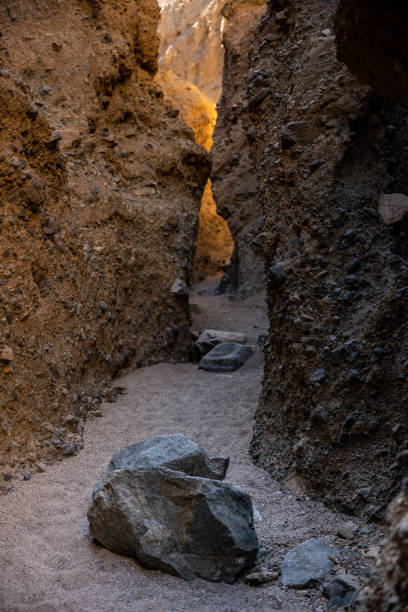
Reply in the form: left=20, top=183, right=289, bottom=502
left=88, top=467, right=259, bottom=583
left=199, top=342, right=254, bottom=372
left=106, top=433, right=229, bottom=481
left=281, top=538, right=338, bottom=588
left=196, top=329, right=248, bottom=354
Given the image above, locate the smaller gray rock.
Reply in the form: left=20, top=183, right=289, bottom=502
left=106, top=434, right=228, bottom=481
left=323, top=575, right=358, bottom=607
left=196, top=329, right=247, bottom=355
left=281, top=539, right=338, bottom=588
left=171, top=278, right=189, bottom=297
left=336, top=521, right=358, bottom=540
left=199, top=342, right=253, bottom=372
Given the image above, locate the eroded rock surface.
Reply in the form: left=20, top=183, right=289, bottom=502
left=247, top=0, right=408, bottom=517
left=357, top=483, right=408, bottom=611
left=0, top=0, right=209, bottom=485
left=212, top=0, right=266, bottom=292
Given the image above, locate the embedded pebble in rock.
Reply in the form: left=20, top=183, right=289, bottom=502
left=199, top=342, right=254, bottom=372
left=171, top=278, right=189, bottom=297
left=281, top=539, right=338, bottom=588
left=378, top=193, right=408, bottom=225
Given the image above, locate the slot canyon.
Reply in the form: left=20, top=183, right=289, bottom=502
left=0, top=0, right=408, bottom=610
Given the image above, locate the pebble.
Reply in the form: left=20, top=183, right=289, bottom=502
left=337, top=521, right=358, bottom=539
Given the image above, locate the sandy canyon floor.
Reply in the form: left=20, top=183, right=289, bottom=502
left=0, top=286, right=383, bottom=611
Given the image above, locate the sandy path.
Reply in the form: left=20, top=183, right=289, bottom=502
left=0, top=291, right=370, bottom=611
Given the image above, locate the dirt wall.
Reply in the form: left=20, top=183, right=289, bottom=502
left=0, top=0, right=209, bottom=488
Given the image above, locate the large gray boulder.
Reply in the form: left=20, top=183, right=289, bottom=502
left=106, top=434, right=229, bottom=480
left=88, top=467, right=259, bottom=583
left=199, top=342, right=254, bottom=372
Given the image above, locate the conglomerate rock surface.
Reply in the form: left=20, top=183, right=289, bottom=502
left=0, top=0, right=209, bottom=486
left=212, top=0, right=266, bottom=292
left=357, top=482, right=408, bottom=611
left=247, top=0, right=408, bottom=518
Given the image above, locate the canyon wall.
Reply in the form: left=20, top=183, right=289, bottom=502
left=212, top=0, right=266, bottom=292
left=246, top=0, right=408, bottom=519
left=158, top=0, right=234, bottom=281
left=0, top=0, right=209, bottom=488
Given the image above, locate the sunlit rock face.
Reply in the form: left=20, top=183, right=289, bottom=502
left=212, top=0, right=267, bottom=292
left=158, top=0, right=224, bottom=103
left=0, top=0, right=209, bottom=484
left=247, top=0, right=408, bottom=517
left=158, top=0, right=234, bottom=280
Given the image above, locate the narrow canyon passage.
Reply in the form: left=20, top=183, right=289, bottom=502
left=0, top=288, right=381, bottom=611
left=2, top=0, right=408, bottom=609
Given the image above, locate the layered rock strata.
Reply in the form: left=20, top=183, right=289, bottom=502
left=248, top=0, right=408, bottom=517
left=0, top=0, right=209, bottom=486
left=212, top=0, right=266, bottom=292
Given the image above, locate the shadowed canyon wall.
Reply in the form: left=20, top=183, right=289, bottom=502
left=333, top=2, right=408, bottom=609
left=0, top=0, right=209, bottom=487
left=245, top=0, right=408, bottom=519
left=335, top=0, right=408, bottom=100
left=212, top=0, right=266, bottom=292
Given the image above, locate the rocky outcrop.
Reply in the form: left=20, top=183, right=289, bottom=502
left=335, top=0, right=408, bottom=100
left=212, top=0, right=266, bottom=292
left=247, top=0, right=408, bottom=517
left=357, top=482, right=408, bottom=611
left=0, top=0, right=209, bottom=486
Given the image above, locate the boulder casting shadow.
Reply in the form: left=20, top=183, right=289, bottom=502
left=88, top=434, right=258, bottom=582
